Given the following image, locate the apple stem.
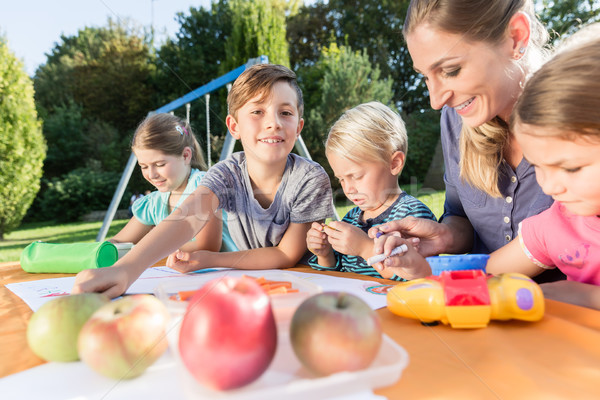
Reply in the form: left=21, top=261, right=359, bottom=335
left=336, top=294, right=350, bottom=309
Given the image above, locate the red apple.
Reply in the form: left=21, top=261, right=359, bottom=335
left=26, top=293, right=109, bottom=362
left=78, top=294, right=169, bottom=379
left=290, top=292, right=383, bottom=376
left=178, top=276, right=277, bottom=390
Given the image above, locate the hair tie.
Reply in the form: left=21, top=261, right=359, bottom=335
left=176, top=125, right=188, bottom=136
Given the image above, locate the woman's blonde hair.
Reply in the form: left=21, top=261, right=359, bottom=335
left=132, top=113, right=207, bottom=171
left=326, top=102, right=407, bottom=167
left=403, top=0, right=551, bottom=196
left=511, top=23, right=600, bottom=141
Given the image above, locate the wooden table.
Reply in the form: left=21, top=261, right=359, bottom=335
left=2, top=261, right=600, bottom=398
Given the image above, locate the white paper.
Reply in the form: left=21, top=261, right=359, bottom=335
left=5, top=267, right=392, bottom=312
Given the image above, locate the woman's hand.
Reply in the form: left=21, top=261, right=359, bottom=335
left=369, top=216, right=449, bottom=258
left=370, top=236, right=432, bottom=280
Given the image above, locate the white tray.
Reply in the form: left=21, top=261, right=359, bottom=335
left=154, top=271, right=409, bottom=400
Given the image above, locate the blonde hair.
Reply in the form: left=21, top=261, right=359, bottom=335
left=326, top=102, right=407, bottom=167
left=227, top=63, right=304, bottom=119
left=132, top=113, right=207, bottom=170
left=511, top=23, right=600, bottom=141
left=403, top=0, right=551, bottom=197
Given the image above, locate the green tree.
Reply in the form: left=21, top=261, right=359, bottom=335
left=154, top=1, right=233, bottom=165
left=537, top=0, right=600, bottom=43
left=288, top=1, right=425, bottom=113
left=300, top=43, right=394, bottom=196
left=155, top=1, right=232, bottom=102
left=0, top=37, right=46, bottom=239
left=34, top=19, right=156, bottom=136
left=29, top=19, right=157, bottom=221
left=224, top=0, right=290, bottom=70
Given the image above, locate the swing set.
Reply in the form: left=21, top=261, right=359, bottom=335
left=96, top=56, right=315, bottom=242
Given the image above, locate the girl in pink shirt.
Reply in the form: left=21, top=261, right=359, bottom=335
left=486, top=24, right=600, bottom=310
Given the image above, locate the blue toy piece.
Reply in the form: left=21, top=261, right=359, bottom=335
left=426, top=254, right=489, bottom=275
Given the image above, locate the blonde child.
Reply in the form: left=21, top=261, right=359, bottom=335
left=485, top=25, right=600, bottom=310
left=73, top=64, right=335, bottom=298
left=110, top=113, right=227, bottom=252
left=306, top=102, right=436, bottom=281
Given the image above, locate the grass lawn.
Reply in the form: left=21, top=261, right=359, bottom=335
left=0, top=191, right=445, bottom=263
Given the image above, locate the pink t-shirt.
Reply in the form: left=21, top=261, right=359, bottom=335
left=519, top=202, right=600, bottom=285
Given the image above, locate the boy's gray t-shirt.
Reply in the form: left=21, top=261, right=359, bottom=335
left=201, top=152, right=336, bottom=251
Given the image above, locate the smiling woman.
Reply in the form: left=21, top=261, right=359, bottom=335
left=371, top=0, right=565, bottom=284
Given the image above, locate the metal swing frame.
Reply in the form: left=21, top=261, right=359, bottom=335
left=96, top=56, right=316, bottom=242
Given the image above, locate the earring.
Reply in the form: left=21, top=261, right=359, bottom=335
left=514, top=47, right=526, bottom=60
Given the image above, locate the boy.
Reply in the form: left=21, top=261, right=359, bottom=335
left=73, top=64, right=335, bottom=298
left=306, top=102, right=436, bottom=281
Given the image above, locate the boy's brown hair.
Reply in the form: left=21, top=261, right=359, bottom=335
left=227, top=64, right=304, bottom=119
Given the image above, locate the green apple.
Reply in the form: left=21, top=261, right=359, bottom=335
left=26, top=293, right=109, bottom=362
left=290, top=292, right=383, bottom=376
left=78, top=294, right=169, bottom=379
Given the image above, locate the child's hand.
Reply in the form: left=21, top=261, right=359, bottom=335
left=371, top=235, right=431, bottom=280
left=306, top=222, right=333, bottom=258
left=72, top=266, right=132, bottom=299
left=167, top=249, right=215, bottom=273
left=324, top=221, right=371, bottom=260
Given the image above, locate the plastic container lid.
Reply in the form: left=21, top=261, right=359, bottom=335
left=426, top=254, right=490, bottom=276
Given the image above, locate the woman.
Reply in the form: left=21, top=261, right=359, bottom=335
left=371, top=0, right=564, bottom=282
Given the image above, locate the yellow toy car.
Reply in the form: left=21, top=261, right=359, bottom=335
left=387, top=255, right=544, bottom=328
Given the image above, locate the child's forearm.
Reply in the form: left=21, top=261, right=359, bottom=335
left=208, top=247, right=304, bottom=270
left=541, top=281, right=600, bottom=311
left=113, top=216, right=203, bottom=283
left=112, top=188, right=217, bottom=279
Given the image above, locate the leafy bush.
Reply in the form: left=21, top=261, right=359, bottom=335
left=0, top=36, right=46, bottom=239
left=400, top=110, right=441, bottom=186
left=37, top=169, right=129, bottom=222
left=41, top=101, right=125, bottom=178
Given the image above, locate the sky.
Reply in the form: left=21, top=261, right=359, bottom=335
left=0, top=0, right=213, bottom=76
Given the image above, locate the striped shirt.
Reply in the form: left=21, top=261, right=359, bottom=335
left=308, top=192, right=437, bottom=281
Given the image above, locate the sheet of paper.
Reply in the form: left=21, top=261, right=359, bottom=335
left=5, top=267, right=393, bottom=312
